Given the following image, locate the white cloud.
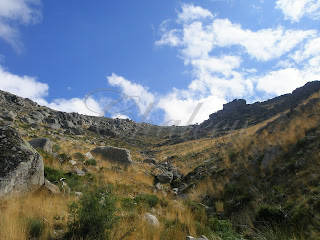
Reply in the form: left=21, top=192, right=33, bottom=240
left=276, top=0, right=320, bottom=22
left=177, top=4, right=214, bottom=23
left=107, top=73, right=156, bottom=115
left=0, top=65, right=102, bottom=116
left=157, top=91, right=226, bottom=125
left=0, top=65, right=48, bottom=100
left=191, top=55, right=241, bottom=77
left=155, top=29, right=181, bottom=47
left=45, top=97, right=102, bottom=116
left=211, top=19, right=315, bottom=61
left=154, top=3, right=320, bottom=124
left=291, top=36, right=320, bottom=62
left=0, top=0, right=42, bottom=50
left=256, top=65, right=320, bottom=96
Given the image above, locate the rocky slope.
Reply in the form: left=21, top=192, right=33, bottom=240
left=1, top=81, right=320, bottom=239
left=191, top=81, right=320, bottom=139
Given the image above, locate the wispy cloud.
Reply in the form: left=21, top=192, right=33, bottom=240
left=0, top=0, right=42, bottom=51
left=276, top=0, right=320, bottom=22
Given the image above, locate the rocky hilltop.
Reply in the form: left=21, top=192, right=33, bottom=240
left=192, top=81, right=320, bottom=138
left=0, top=89, right=189, bottom=146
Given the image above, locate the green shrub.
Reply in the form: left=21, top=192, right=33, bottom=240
left=207, top=217, right=244, bottom=240
left=59, top=153, right=71, bottom=164
left=121, top=198, right=136, bottom=211
left=85, top=159, right=97, bottom=166
left=44, top=166, right=81, bottom=191
left=73, top=152, right=85, bottom=162
left=135, top=194, right=159, bottom=208
left=44, top=166, right=66, bottom=183
left=25, top=218, right=45, bottom=238
left=66, top=186, right=118, bottom=240
left=255, top=205, right=286, bottom=226
left=53, top=144, right=61, bottom=152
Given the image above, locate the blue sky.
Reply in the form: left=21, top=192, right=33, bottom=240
left=0, top=0, right=320, bottom=125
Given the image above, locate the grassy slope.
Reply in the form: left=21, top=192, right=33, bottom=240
left=0, top=92, right=320, bottom=239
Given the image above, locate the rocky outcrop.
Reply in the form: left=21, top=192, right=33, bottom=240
left=90, top=146, right=133, bottom=165
left=29, top=138, right=53, bottom=153
left=192, top=81, right=320, bottom=139
left=0, top=110, right=17, bottom=121
left=0, top=123, right=44, bottom=197
left=156, top=171, right=174, bottom=184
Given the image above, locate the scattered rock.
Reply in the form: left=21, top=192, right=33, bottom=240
left=75, top=191, right=83, bottom=197
left=29, top=138, right=53, bottom=153
left=62, top=120, right=75, bottom=129
left=186, top=236, right=208, bottom=240
left=143, top=158, right=157, bottom=164
left=156, top=171, right=173, bottom=184
left=75, top=168, right=85, bottom=176
left=52, top=229, right=65, bottom=240
left=144, top=213, right=160, bottom=227
left=155, top=182, right=163, bottom=190
left=40, top=179, right=61, bottom=195
left=68, top=160, right=77, bottom=166
left=0, top=110, right=17, bottom=121
left=18, top=129, right=28, bottom=137
left=84, top=152, right=94, bottom=160
left=91, top=146, right=133, bottom=165
left=50, top=123, right=61, bottom=130
left=0, top=124, right=44, bottom=197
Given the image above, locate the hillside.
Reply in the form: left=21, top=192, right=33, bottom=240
left=0, top=81, right=320, bottom=240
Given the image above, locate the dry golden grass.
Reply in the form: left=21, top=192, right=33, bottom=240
left=0, top=192, right=72, bottom=240
left=111, top=198, right=198, bottom=240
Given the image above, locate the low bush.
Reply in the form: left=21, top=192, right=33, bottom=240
left=135, top=193, right=159, bottom=208
left=121, top=197, right=136, bottom=211
left=255, top=205, right=286, bottom=226
left=25, top=218, right=45, bottom=238
left=66, top=186, right=118, bottom=240
left=44, top=166, right=66, bottom=183
left=207, top=217, right=245, bottom=240
left=58, top=153, right=72, bottom=164
left=73, top=152, right=85, bottom=162
left=85, top=159, right=97, bottom=166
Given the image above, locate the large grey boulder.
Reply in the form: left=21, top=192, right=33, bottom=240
left=90, top=146, right=132, bottom=165
left=62, top=120, right=75, bottom=129
left=156, top=171, right=174, bottom=184
left=29, top=138, right=53, bottom=153
left=0, top=110, right=17, bottom=121
left=0, top=124, right=44, bottom=197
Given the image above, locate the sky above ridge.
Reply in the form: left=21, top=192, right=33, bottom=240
left=0, top=0, right=320, bottom=125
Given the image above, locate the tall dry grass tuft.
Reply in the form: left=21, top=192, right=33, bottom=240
left=0, top=192, right=71, bottom=240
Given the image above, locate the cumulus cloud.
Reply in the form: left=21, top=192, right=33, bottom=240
left=153, top=3, right=320, bottom=124
left=0, top=66, right=102, bottom=116
left=276, top=0, right=320, bottom=22
left=0, top=0, right=42, bottom=50
left=177, top=3, right=214, bottom=23
left=0, top=66, right=48, bottom=100
left=107, top=73, right=155, bottom=115
left=157, top=91, right=226, bottom=125
left=211, top=19, right=315, bottom=61
left=45, top=97, right=102, bottom=116
left=291, top=36, right=320, bottom=62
